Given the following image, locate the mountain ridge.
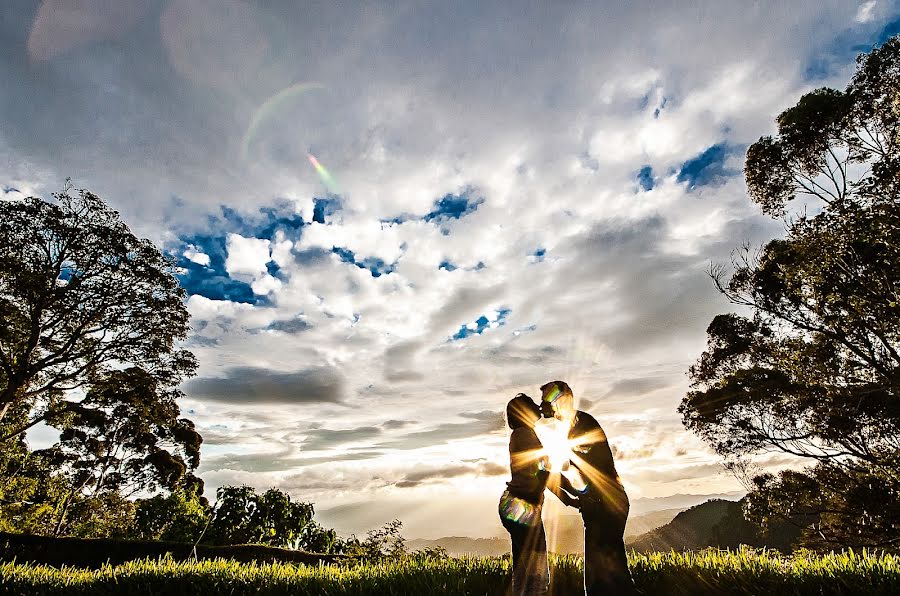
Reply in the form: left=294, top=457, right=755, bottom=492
left=629, top=498, right=802, bottom=553
left=406, top=507, right=684, bottom=556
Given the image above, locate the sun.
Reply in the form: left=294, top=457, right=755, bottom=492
left=534, top=418, right=574, bottom=472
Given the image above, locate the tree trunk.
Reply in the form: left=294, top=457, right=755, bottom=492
left=0, top=412, right=50, bottom=444
left=54, top=491, right=75, bottom=536
left=0, top=380, right=24, bottom=426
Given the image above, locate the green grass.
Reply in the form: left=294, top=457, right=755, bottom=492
left=2, top=548, right=898, bottom=595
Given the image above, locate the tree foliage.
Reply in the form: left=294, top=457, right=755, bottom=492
left=37, top=367, right=202, bottom=498
left=0, top=184, right=202, bottom=535
left=128, top=484, right=348, bottom=553
left=0, top=184, right=197, bottom=437
left=0, top=425, right=137, bottom=538
left=680, top=37, right=900, bottom=549
left=203, top=486, right=317, bottom=549
left=338, top=519, right=408, bottom=561
left=130, top=485, right=210, bottom=543
left=0, top=432, right=65, bottom=534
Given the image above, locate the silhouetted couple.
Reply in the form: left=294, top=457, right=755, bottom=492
left=499, top=381, right=637, bottom=596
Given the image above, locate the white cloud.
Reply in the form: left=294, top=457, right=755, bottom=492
left=186, top=294, right=257, bottom=321
left=856, top=1, right=878, bottom=23
left=225, top=233, right=271, bottom=280
left=250, top=274, right=282, bottom=296
left=183, top=245, right=211, bottom=266
left=298, top=218, right=405, bottom=264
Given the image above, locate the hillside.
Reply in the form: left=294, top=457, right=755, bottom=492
left=628, top=499, right=802, bottom=553
left=625, top=508, right=684, bottom=539
left=545, top=507, right=684, bottom=555
left=407, top=508, right=683, bottom=556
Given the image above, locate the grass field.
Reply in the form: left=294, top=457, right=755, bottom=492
left=2, top=548, right=899, bottom=595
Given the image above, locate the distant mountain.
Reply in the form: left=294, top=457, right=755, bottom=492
left=407, top=508, right=684, bottom=557
left=624, top=508, right=684, bottom=539
left=407, top=537, right=508, bottom=557
left=628, top=498, right=802, bottom=553
left=629, top=492, right=745, bottom=516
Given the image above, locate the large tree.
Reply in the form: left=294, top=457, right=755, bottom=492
left=0, top=184, right=197, bottom=437
left=203, top=486, right=316, bottom=548
left=0, top=185, right=201, bottom=534
left=680, top=38, right=900, bottom=549
left=35, top=367, right=202, bottom=534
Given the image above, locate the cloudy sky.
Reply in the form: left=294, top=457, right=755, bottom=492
left=2, top=0, right=898, bottom=539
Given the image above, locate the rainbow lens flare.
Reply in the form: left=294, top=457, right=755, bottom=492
left=307, top=153, right=339, bottom=193
left=542, top=384, right=562, bottom=404
left=240, top=82, right=325, bottom=160
left=499, top=490, right=540, bottom=526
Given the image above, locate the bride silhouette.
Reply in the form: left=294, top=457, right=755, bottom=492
left=499, top=393, right=579, bottom=596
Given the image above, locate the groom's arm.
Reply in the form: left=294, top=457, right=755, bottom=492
left=546, top=472, right=581, bottom=509
left=558, top=472, right=584, bottom=498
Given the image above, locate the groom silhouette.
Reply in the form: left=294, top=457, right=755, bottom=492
left=540, top=380, right=638, bottom=596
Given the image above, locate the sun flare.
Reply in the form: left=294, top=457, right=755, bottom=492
left=534, top=418, right=574, bottom=472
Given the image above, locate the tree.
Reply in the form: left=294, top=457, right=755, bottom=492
left=0, top=420, right=135, bottom=538
left=35, top=367, right=202, bottom=534
left=128, top=484, right=347, bottom=553
left=296, top=520, right=341, bottom=554
left=359, top=519, right=407, bottom=560
left=130, top=482, right=210, bottom=543
left=680, top=37, right=900, bottom=550
left=0, top=431, right=66, bottom=535
left=0, top=184, right=202, bottom=536
left=203, top=486, right=316, bottom=549
left=0, top=184, right=197, bottom=438
left=340, top=519, right=407, bottom=560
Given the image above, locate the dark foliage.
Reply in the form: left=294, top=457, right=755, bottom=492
left=130, top=484, right=210, bottom=544
left=0, top=184, right=197, bottom=435
left=0, top=531, right=344, bottom=570
left=203, top=486, right=316, bottom=548
left=0, top=184, right=202, bottom=536
left=681, top=38, right=900, bottom=550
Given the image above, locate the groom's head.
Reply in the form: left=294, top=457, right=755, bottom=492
left=540, top=380, right=574, bottom=421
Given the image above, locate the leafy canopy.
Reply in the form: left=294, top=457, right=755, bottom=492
left=680, top=37, right=900, bottom=550
left=0, top=184, right=196, bottom=435
left=0, top=184, right=201, bottom=534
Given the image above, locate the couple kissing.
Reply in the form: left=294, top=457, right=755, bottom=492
left=499, top=381, right=638, bottom=596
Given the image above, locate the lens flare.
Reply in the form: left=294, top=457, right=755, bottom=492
left=499, top=490, right=540, bottom=526
left=162, top=0, right=268, bottom=89
left=307, top=153, right=339, bottom=193
left=567, top=448, right=630, bottom=517
left=240, top=82, right=325, bottom=160
left=534, top=418, right=574, bottom=472
left=28, top=0, right=148, bottom=63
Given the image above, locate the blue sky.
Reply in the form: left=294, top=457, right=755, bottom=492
left=2, top=0, right=897, bottom=539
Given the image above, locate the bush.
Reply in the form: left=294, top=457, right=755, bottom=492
left=0, top=531, right=342, bottom=570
